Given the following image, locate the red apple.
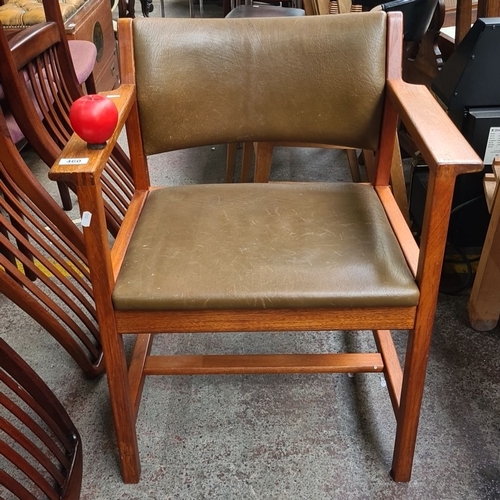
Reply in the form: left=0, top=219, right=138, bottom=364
left=69, top=94, right=119, bottom=149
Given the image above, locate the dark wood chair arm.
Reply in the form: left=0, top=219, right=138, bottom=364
left=387, top=79, right=482, bottom=175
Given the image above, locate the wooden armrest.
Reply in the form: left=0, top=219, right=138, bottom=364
left=49, top=84, right=135, bottom=184
left=387, top=79, right=483, bottom=176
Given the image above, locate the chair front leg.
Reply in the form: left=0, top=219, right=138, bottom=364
left=76, top=177, right=141, bottom=483
left=390, top=323, right=431, bottom=482
left=392, top=170, right=456, bottom=482
left=102, top=326, right=142, bottom=483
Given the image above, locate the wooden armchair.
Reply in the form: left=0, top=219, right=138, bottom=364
left=50, top=13, right=482, bottom=483
left=0, top=0, right=134, bottom=234
left=0, top=337, right=82, bottom=499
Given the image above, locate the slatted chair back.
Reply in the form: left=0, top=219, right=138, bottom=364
left=0, top=0, right=134, bottom=235
left=0, top=107, right=103, bottom=378
left=0, top=338, right=82, bottom=499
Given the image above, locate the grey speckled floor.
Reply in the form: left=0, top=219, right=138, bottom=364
left=2, top=2, right=500, bottom=498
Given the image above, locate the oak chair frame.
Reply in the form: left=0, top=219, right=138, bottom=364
left=49, top=13, right=482, bottom=484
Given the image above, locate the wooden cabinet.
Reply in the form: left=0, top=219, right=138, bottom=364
left=65, top=0, right=119, bottom=91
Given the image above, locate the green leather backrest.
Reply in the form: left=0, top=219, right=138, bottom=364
left=132, top=13, right=387, bottom=156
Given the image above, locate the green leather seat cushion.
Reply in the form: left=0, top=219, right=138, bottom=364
left=112, top=182, right=419, bottom=311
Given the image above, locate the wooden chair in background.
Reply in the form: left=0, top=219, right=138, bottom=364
left=0, top=0, right=134, bottom=234
left=0, top=337, right=83, bottom=499
left=453, top=0, right=500, bottom=45
left=50, top=13, right=482, bottom=484
left=0, top=0, right=97, bottom=211
left=0, top=105, right=103, bottom=378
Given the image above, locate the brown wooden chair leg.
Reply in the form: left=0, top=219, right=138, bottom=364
left=363, top=149, right=376, bottom=182
left=392, top=172, right=456, bottom=482
left=254, top=142, right=274, bottom=183
left=346, top=148, right=361, bottom=182
left=391, top=325, right=430, bottom=482
left=102, top=326, right=141, bottom=483
left=57, top=181, right=73, bottom=210
left=84, top=71, right=98, bottom=95
left=226, top=142, right=238, bottom=182
left=240, top=141, right=254, bottom=182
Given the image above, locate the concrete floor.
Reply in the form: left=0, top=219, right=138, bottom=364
left=1, top=2, right=500, bottom=499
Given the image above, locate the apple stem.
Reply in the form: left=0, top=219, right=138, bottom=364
left=87, top=142, right=106, bottom=150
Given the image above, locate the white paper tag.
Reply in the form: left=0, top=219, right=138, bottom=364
left=484, top=127, right=500, bottom=165
left=81, top=211, right=92, bottom=227
left=106, top=95, right=121, bottom=98
left=59, top=158, right=89, bottom=165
